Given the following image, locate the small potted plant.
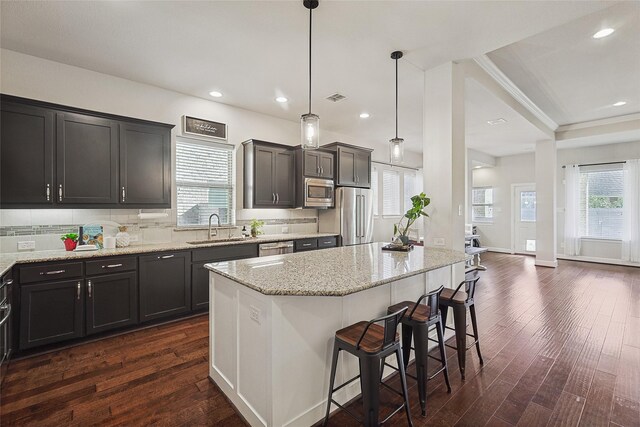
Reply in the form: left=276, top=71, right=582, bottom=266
left=250, top=219, right=265, bottom=238
left=393, top=192, right=430, bottom=246
left=60, top=233, right=79, bottom=251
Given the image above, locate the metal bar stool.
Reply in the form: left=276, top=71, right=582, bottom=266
left=386, top=286, right=451, bottom=417
left=439, top=271, right=483, bottom=380
left=323, top=308, right=413, bottom=427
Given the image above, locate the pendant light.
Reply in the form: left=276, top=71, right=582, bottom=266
left=389, top=50, right=404, bottom=164
left=301, top=0, right=320, bottom=150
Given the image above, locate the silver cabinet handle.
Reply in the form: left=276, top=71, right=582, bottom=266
left=302, top=243, right=312, bottom=247
left=102, top=264, right=123, bottom=269
left=0, top=303, right=11, bottom=328
left=46, top=183, right=51, bottom=201
left=272, top=193, right=276, bottom=204
left=77, top=282, right=81, bottom=300
left=41, top=269, right=65, bottom=276
left=276, top=193, right=279, bottom=204
left=58, top=184, right=63, bottom=202
left=2, top=278, right=13, bottom=286
left=159, top=254, right=174, bottom=259
left=122, top=186, right=126, bottom=202
left=87, top=280, right=92, bottom=298
left=323, top=240, right=332, bottom=244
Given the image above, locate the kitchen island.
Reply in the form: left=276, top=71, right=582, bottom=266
left=206, top=243, right=467, bottom=427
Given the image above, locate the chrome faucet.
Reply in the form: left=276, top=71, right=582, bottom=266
left=208, top=213, right=221, bottom=240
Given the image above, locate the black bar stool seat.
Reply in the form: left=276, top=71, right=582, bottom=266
left=323, top=308, right=413, bottom=427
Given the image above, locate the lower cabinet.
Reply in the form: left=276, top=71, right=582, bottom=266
left=86, top=272, right=138, bottom=335
left=191, top=263, right=210, bottom=311
left=19, top=279, right=84, bottom=350
left=139, top=252, right=191, bottom=322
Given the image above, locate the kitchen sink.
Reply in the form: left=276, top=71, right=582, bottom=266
left=187, top=237, right=250, bottom=245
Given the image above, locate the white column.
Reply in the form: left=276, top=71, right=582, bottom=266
left=423, top=62, right=466, bottom=254
left=535, top=139, right=558, bottom=267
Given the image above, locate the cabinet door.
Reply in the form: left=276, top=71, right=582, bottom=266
left=120, top=122, right=171, bottom=206
left=139, top=253, right=191, bottom=322
left=19, top=280, right=83, bottom=350
left=337, top=147, right=357, bottom=186
left=191, top=262, right=209, bottom=311
left=355, top=151, right=371, bottom=188
left=0, top=102, right=54, bottom=205
left=56, top=113, right=118, bottom=204
left=319, top=152, right=334, bottom=179
left=86, top=272, right=138, bottom=335
left=254, top=146, right=276, bottom=207
left=303, top=151, right=320, bottom=177
left=274, top=149, right=295, bottom=207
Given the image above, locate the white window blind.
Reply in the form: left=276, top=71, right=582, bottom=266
left=371, top=166, right=379, bottom=216
left=404, top=172, right=416, bottom=211
left=472, top=187, right=493, bottom=222
left=176, top=138, right=234, bottom=227
left=579, top=167, right=624, bottom=239
left=383, top=170, right=401, bottom=216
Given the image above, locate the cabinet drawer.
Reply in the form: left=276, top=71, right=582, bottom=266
left=317, top=236, right=337, bottom=249
left=295, top=238, right=318, bottom=252
left=85, top=257, right=137, bottom=276
left=19, top=262, right=83, bottom=284
left=192, top=244, right=258, bottom=263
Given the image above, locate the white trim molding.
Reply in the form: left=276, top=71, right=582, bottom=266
left=473, top=55, right=558, bottom=132
left=557, top=254, right=640, bottom=269
left=535, top=259, right=558, bottom=268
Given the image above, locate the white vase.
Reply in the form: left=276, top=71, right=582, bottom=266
left=116, top=231, right=130, bottom=248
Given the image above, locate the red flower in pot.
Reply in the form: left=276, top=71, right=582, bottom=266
left=60, top=233, right=79, bottom=251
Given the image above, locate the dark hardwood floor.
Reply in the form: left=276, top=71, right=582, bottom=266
left=1, top=253, right=639, bottom=426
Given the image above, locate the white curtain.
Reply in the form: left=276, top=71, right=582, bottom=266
left=564, top=165, right=582, bottom=256
left=622, top=159, right=640, bottom=262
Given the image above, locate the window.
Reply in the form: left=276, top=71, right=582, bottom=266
left=382, top=170, right=401, bottom=216
left=371, top=166, right=379, bottom=216
left=520, top=191, right=536, bottom=222
left=176, top=138, right=234, bottom=227
left=404, top=172, right=416, bottom=211
left=472, top=187, right=493, bottom=222
left=579, top=168, right=623, bottom=239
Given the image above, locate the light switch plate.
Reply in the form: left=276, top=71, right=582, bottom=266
left=249, top=305, right=261, bottom=324
left=18, top=241, right=36, bottom=250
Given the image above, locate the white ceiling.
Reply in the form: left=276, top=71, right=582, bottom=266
left=488, top=2, right=640, bottom=126
left=0, top=0, right=611, bottom=155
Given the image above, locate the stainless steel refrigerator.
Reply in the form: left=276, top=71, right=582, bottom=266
left=318, top=187, right=373, bottom=246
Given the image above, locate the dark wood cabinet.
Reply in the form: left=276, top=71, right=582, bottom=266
left=139, top=252, right=191, bottom=322
left=86, top=272, right=138, bottom=335
left=191, top=263, right=210, bottom=311
left=0, top=102, right=54, bottom=206
left=294, top=238, right=318, bottom=252
left=322, top=143, right=372, bottom=188
left=19, top=279, right=84, bottom=350
left=317, top=236, right=338, bottom=249
left=301, top=150, right=334, bottom=179
left=56, top=112, right=119, bottom=204
left=243, top=140, right=295, bottom=208
left=119, top=122, right=171, bottom=207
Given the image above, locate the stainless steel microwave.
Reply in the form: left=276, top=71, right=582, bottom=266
left=303, top=178, right=334, bottom=208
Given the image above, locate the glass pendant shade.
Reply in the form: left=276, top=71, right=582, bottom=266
left=389, top=137, right=404, bottom=164
left=301, top=113, right=320, bottom=150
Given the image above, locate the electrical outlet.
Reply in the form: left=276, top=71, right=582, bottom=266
left=18, top=241, right=36, bottom=250
left=433, top=238, right=445, bottom=246
left=249, top=305, right=261, bottom=324
left=282, top=226, right=289, bottom=234
left=458, top=205, right=463, bottom=216
left=129, top=234, right=139, bottom=242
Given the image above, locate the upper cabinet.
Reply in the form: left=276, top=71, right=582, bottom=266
left=243, top=139, right=296, bottom=208
left=299, top=149, right=334, bottom=179
left=0, top=95, right=174, bottom=209
left=322, top=142, right=373, bottom=188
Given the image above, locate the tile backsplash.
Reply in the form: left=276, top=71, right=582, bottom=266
left=0, top=208, right=318, bottom=253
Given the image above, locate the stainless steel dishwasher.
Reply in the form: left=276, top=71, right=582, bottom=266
left=258, top=241, right=294, bottom=257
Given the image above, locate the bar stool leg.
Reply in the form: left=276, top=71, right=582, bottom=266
left=452, top=304, right=467, bottom=380
left=413, top=325, right=428, bottom=416
left=395, top=347, right=414, bottom=427
left=401, top=323, right=412, bottom=369
left=360, top=356, right=381, bottom=427
left=323, top=343, right=341, bottom=426
left=435, top=318, right=452, bottom=393
left=469, top=304, right=484, bottom=365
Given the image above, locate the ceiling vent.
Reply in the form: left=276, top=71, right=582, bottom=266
left=326, top=93, right=347, bottom=102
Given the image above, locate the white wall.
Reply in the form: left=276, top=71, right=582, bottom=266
left=472, top=140, right=640, bottom=262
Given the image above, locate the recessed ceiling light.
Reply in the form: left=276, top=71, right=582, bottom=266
left=359, top=113, right=370, bottom=119
left=613, top=101, right=627, bottom=107
left=209, top=91, right=223, bottom=98
left=275, top=96, right=288, bottom=103
left=487, top=118, right=507, bottom=125
left=593, top=28, right=615, bottom=39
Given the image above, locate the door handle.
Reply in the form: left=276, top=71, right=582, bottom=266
left=122, top=186, right=126, bottom=202
left=360, top=195, right=366, bottom=238
left=77, top=282, right=81, bottom=300
left=355, top=195, right=361, bottom=238
left=58, top=184, right=63, bottom=202
left=276, top=193, right=279, bottom=204
left=87, top=280, right=92, bottom=298
left=272, top=193, right=276, bottom=204
left=46, top=183, right=51, bottom=201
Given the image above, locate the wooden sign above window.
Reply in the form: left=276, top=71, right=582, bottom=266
left=183, top=115, right=227, bottom=140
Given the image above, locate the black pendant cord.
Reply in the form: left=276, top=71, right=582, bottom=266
left=395, top=56, right=398, bottom=139
left=308, top=6, right=312, bottom=115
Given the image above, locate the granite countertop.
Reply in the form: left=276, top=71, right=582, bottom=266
left=205, top=243, right=468, bottom=297
left=0, top=233, right=338, bottom=276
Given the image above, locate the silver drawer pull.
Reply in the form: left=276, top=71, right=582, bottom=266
left=103, top=264, right=123, bottom=269
left=2, top=279, right=13, bottom=286
left=323, top=241, right=332, bottom=244
left=41, top=269, right=66, bottom=275
left=77, top=282, right=81, bottom=300
left=88, top=280, right=92, bottom=298
left=302, top=243, right=312, bottom=247
left=160, top=255, right=175, bottom=259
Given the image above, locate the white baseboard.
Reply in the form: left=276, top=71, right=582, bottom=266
left=485, top=247, right=512, bottom=254
left=557, top=254, right=640, bottom=268
left=535, top=259, right=558, bottom=268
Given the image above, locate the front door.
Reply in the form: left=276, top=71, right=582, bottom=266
left=513, top=184, right=536, bottom=254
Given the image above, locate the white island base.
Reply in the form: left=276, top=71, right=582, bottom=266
left=208, top=263, right=461, bottom=427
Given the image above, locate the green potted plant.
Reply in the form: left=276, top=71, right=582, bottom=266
left=393, top=192, right=430, bottom=246
left=60, top=233, right=79, bottom=251
left=250, top=219, right=265, bottom=238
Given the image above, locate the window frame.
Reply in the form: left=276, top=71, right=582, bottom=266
left=382, top=169, right=402, bottom=217
left=578, top=165, right=624, bottom=241
left=472, top=186, right=494, bottom=223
